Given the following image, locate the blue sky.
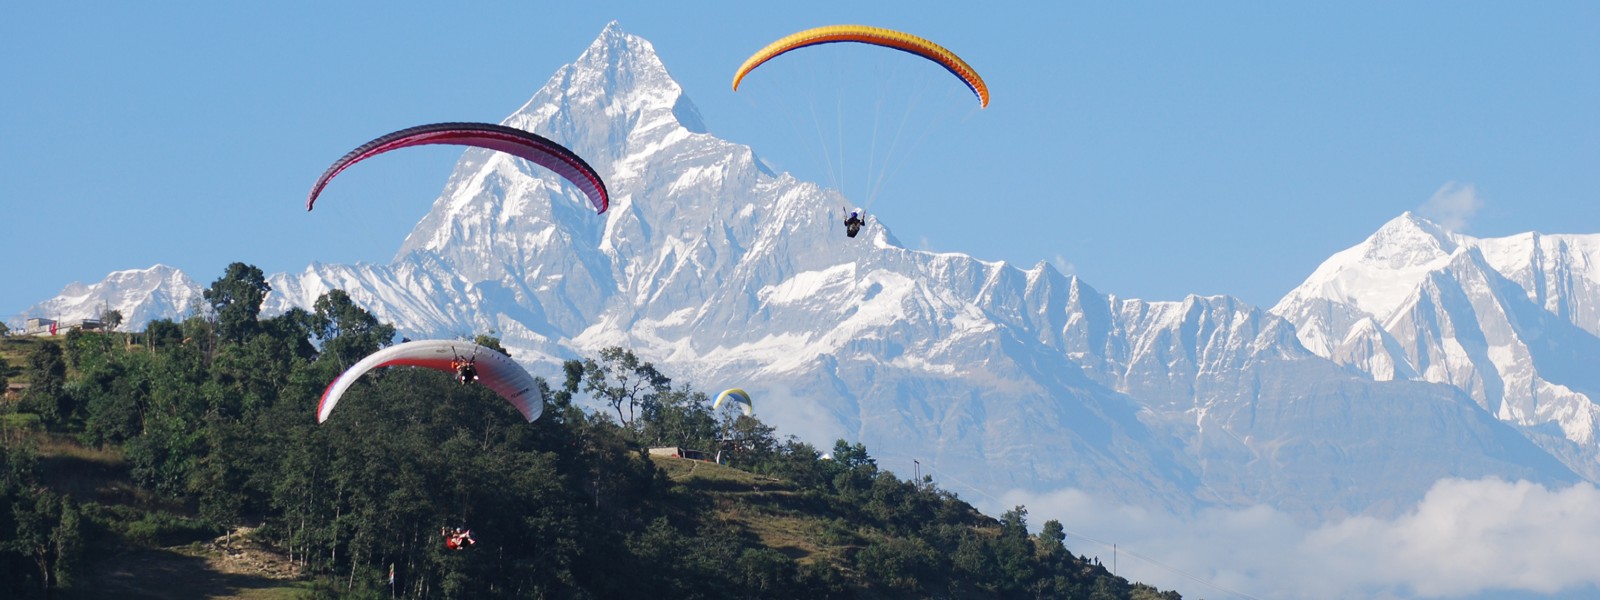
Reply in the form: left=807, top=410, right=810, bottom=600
left=4, top=2, right=1597, bottom=318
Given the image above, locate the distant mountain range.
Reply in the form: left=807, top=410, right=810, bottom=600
left=17, top=23, right=1595, bottom=521
left=1273, top=213, right=1600, bottom=482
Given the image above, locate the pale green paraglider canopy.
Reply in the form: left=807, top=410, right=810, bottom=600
left=714, top=388, right=753, bottom=417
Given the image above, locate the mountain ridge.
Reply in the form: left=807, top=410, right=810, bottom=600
left=1273, top=212, right=1600, bottom=481
left=14, top=24, right=1590, bottom=521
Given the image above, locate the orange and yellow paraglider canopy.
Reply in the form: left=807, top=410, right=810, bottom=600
left=732, top=25, right=989, bottom=108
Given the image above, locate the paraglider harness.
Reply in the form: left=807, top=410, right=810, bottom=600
left=442, top=527, right=476, bottom=550
left=451, top=347, right=479, bottom=385
left=844, top=209, right=865, bottom=238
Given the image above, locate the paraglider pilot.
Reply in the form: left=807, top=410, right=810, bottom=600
left=844, top=210, right=865, bottom=238
left=452, top=357, right=478, bottom=385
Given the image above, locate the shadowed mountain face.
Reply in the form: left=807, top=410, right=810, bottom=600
left=19, top=23, right=1586, bottom=520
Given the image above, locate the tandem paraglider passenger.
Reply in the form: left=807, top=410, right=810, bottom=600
left=844, top=210, right=865, bottom=238
left=443, top=527, right=476, bottom=551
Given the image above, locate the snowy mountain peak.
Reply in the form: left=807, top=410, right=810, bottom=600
left=1273, top=212, right=1600, bottom=481
left=16, top=264, right=202, bottom=331
left=504, top=21, right=706, bottom=162
left=1269, top=213, right=1465, bottom=349
left=588, top=20, right=662, bottom=72
left=1363, top=211, right=1462, bottom=268
left=395, top=22, right=716, bottom=270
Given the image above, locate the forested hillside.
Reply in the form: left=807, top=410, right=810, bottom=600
left=1, top=262, right=1179, bottom=599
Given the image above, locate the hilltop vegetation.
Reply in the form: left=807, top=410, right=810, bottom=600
left=1, top=262, right=1180, bottom=599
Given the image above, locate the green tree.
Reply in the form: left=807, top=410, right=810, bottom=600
left=193, top=414, right=251, bottom=535
left=51, top=497, right=84, bottom=591
left=565, top=346, right=671, bottom=428
left=856, top=536, right=940, bottom=593
left=79, top=349, right=151, bottom=445
left=0, top=444, right=43, bottom=597
left=950, top=530, right=997, bottom=587
left=123, top=337, right=210, bottom=494
left=828, top=440, right=878, bottom=500
left=19, top=342, right=70, bottom=427
left=721, top=412, right=779, bottom=467
left=831, top=440, right=876, bottom=471
left=1039, top=519, right=1068, bottom=559
left=311, top=289, right=393, bottom=367
left=470, top=333, right=508, bottom=356
left=736, top=547, right=799, bottom=597
left=144, top=318, right=184, bottom=349
left=994, top=506, right=1036, bottom=592
left=10, top=489, right=63, bottom=595
left=62, top=328, right=113, bottom=371
left=637, top=387, right=717, bottom=451
left=204, top=262, right=271, bottom=343
left=99, top=308, right=124, bottom=332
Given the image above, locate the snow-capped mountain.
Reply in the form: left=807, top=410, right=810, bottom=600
left=14, top=264, right=201, bottom=331
left=18, top=24, right=1587, bottom=519
left=1273, top=213, right=1600, bottom=480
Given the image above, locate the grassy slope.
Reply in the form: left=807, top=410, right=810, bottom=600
left=1, top=335, right=45, bottom=389
left=2, top=337, right=42, bottom=428
left=653, top=455, right=833, bottom=560
left=651, top=453, right=956, bottom=593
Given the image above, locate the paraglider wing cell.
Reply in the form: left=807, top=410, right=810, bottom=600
left=306, top=122, right=608, bottom=214
left=317, top=339, right=544, bottom=423
left=713, top=388, right=754, bottom=417
left=732, top=25, right=989, bottom=108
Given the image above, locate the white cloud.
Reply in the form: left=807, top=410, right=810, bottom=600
left=748, top=382, right=850, bottom=450
left=997, top=478, right=1600, bottom=600
left=1417, top=182, right=1484, bottom=232
left=1051, top=254, right=1077, bottom=276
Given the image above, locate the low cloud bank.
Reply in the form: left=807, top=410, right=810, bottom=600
left=997, top=478, right=1600, bottom=599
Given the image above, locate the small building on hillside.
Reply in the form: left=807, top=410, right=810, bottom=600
left=22, top=317, right=103, bottom=336
left=648, top=447, right=711, bottom=462
left=23, top=318, right=56, bottom=335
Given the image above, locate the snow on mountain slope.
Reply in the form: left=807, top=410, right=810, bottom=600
left=15, top=24, right=1584, bottom=520
left=1054, top=281, right=1571, bottom=518
left=1274, top=213, right=1600, bottom=480
left=1476, top=230, right=1600, bottom=338
left=14, top=265, right=201, bottom=331
left=1273, top=213, right=1465, bottom=356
